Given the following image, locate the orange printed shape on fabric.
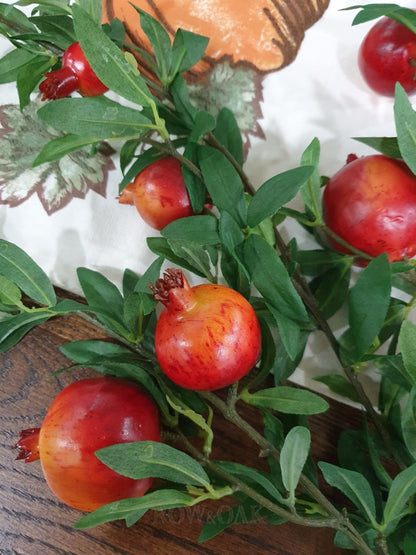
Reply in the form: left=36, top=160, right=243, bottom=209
left=102, top=0, right=329, bottom=74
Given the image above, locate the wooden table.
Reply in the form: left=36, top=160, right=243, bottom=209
left=0, top=290, right=361, bottom=554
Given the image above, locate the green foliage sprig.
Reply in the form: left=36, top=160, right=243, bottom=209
left=1, top=2, right=416, bottom=554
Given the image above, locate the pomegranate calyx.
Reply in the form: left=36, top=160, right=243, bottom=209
left=13, top=427, right=41, bottom=463
left=118, top=182, right=136, bottom=205
left=149, top=268, right=196, bottom=312
left=39, top=66, right=79, bottom=100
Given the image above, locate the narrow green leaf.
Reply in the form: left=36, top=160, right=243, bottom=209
left=353, top=136, right=401, bottom=159
left=216, top=461, right=285, bottom=504
left=213, top=107, right=244, bottom=167
left=0, top=48, right=39, bottom=84
left=348, top=254, right=391, bottom=359
left=37, top=96, right=152, bottom=140
left=59, top=339, right=139, bottom=364
left=318, top=462, right=377, bottom=525
left=394, top=83, right=416, bottom=174
left=198, top=145, right=246, bottom=227
left=383, top=463, right=416, bottom=529
left=78, top=0, right=102, bottom=24
left=97, top=441, right=211, bottom=487
left=266, top=303, right=301, bottom=362
left=310, top=262, right=352, bottom=319
left=313, top=374, right=360, bottom=404
left=0, top=312, right=52, bottom=352
left=247, top=166, right=314, bottom=228
left=171, top=28, right=209, bottom=74
left=76, top=267, right=129, bottom=335
left=0, top=275, right=22, bottom=306
left=134, top=8, right=172, bottom=83
left=243, top=386, right=329, bottom=415
left=346, top=4, right=416, bottom=31
left=399, top=320, right=416, bottom=384
left=300, top=138, right=323, bottom=221
left=402, top=386, right=416, bottom=460
left=0, top=239, right=56, bottom=306
left=74, top=489, right=193, bottom=529
left=280, top=426, right=311, bottom=502
left=33, top=133, right=102, bottom=166
left=72, top=5, right=153, bottom=107
left=198, top=498, right=272, bottom=543
left=162, top=215, right=219, bottom=246
left=240, top=234, right=309, bottom=324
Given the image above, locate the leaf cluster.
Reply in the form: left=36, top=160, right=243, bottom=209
left=1, top=2, right=416, bottom=554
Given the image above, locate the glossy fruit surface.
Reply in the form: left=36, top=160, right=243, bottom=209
left=150, top=269, right=262, bottom=391
left=119, top=157, right=196, bottom=230
left=322, top=154, right=416, bottom=262
left=39, top=41, right=108, bottom=100
left=358, top=16, right=416, bottom=96
left=14, top=376, right=160, bottom=512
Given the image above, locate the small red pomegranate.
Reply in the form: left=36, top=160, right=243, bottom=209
left=150, top=269, right=262, bottom=391
left=323, top=154, right=416, bottom=263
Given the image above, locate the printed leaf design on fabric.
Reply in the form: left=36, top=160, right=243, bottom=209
left=0, top=99, right=114, bottom=215
left=187, top=60, right=265, bottom=150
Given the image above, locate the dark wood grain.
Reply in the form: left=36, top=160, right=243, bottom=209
left=0, top=291, right=360, bottom=554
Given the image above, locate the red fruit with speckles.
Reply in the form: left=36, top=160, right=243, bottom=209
left=119, top=157, right=197, bottom=230
left=322, top=154, right=416, bottom=263
left=13, top=377, right=160, bottom=512
left=150, top=269, right=262, bottom=391
left=39, top=41, right=108, bottom=100
left=358, top=16, right=416, bottom=96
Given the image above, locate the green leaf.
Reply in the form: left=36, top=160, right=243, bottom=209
left=242, top=386, right=329, bottom=415
left=76, top=267, right=129, bottom=336
left=348, top=254, right=391, bottom=359
left=96, top=441, right=211, bottom=487
left=162, top=215, right=219, bottom=246
left=213, top=107, right=244, bottom=167
left=73, top=489, right=193, bottom=529
left=216, top=461, right=285, bottom=504
left=382, top=463, right=416, bottom=530
left=0, top=275, right=22, bottom=306
left=294, top=248, right=353, bottom=277
left=280, top=426, right=311, bottom=504
left=399, top=320, right=416, bottom=384
left=59, top=339, right=141, bottom=365
left=198, top=498, right=274, bottom=543
left=300, top=137, right=323, bottom=221
left=33, top=133, right=101, bottom=166
left=198, top=145, right=246, bottom=227
left=310, top=262, right=352, bottom=319
left=0, top=48, right=39, bottom=84
left=266, top=303, right=301, bottom=361
left=313, top=374, right=360, bottom=404
left=394, top=83, right=416, bottom=174
left=134, top=8, right=172, bottom=84
left=147, top=237, right=208, bottom=278
left=0, top=312, right=52, bottom=352
left=240, top=234, right=309, bottom=324
left=376, top=354, right=414, bottom=391
left=353, top=136, right=402, bottom=159
left=0, top=239, right=56, bottom=306
left=171, top=28, right=209, bottom=74
left=247, top=166, right=314, bottom=228
left=346, top=4, right=416, bottom=32
left=318, top=462, right=377, bottom=526
left=189, top=111, right=216, bottom=143
left=72, top=5, right=153, bottom=107
left=37, top=96, right=152, bottom=140
left=401, top=386, right=416, bottom=460
left=78, top=0, right=102, bottom=24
